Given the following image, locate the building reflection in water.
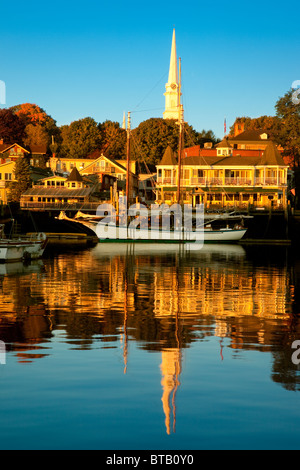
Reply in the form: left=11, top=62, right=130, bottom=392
left=0, top=243, right=299, bottom=432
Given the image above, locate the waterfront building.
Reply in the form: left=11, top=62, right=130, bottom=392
left=0, top=141, right=49, bottom=205
left=0, top=160, right=16, bottom=204
left=156, top=139, right=289, bottom=210
left=20, top=167, right=100, bottom=211
left=79, top=152, right=139, bottom=200
left=0, top=141, right=48, bottom=167
left=49, top=156, right=97, bottom=174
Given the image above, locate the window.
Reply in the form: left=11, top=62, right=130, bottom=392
left=5, top=173, right=12, bottom=180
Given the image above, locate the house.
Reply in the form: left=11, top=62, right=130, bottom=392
left=0, top=141, right=49, bottom=167
left=0, top=161, right=16, bottom=204
left=156, top=141, right=289, bottom=210
left=20, top=167, right=100, bottom=212
left=79, top=153, right=139, bottom=200
left=49, top=156, right=97, bottom=174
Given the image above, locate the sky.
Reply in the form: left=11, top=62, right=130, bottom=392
left=1, top=0, right=299, bottom=139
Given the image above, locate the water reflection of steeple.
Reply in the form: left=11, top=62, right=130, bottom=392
left=160, top=347, right=181, bottom=434
left=160, top=254, right=182, bottom=435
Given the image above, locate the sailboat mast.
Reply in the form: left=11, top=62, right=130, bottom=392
left=176, top=58, right=184, bottom=205
left=126, top=111, right=131, bottom=207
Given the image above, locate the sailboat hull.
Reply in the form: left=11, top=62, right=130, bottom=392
left=97, top=227, right=247, bottom=244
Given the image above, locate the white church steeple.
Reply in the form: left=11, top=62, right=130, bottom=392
left=163, top=29, right=182, bottom=120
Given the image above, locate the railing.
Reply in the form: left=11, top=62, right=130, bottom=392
left=255, top=178, right=286, bottom=186
left=225, top=178, right=252, bottom=185
left=190, top=177, right=206, bottom=185
left=157, top=178, right=177, bottom=185
left=157, top=176, right=287, bottom=188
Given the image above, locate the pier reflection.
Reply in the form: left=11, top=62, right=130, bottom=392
left=0, top=243, right=300, bottom=432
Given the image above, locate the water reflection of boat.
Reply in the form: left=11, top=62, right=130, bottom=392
left=0, top=260, right=45, bottom=276
left=91, top=242, right=246, bottom=258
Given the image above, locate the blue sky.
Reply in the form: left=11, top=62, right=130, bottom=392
left=1, top=0, right=299, bottom=139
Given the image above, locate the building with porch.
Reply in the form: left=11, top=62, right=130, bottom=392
left=156, top=140, right=289, bottom=210
left=20, top=167, right=100, bottom=212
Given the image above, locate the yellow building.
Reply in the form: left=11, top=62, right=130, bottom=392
left=0, top=161, right=16, bottom=205
left=49, top=156, right=96, bottom=173
left=20, top=168, right=97, bottom=211
left=156, top=141, right=289, bottom=210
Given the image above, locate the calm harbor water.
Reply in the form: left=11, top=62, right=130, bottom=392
left=0, top=242, right=300, bottom=450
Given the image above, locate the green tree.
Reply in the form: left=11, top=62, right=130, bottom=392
left=23, top=123, right=49, bottom=148
left=228, top=115, right=281, bottom=141
left=130, top=118, right=215, bottom=165
left=8, top=156, right=32, bottom=203
left=98, top=120, right=127, bottom=159
left=58, top=117, right=101, bottom=159
left=275, top=89, right=300, bottom=168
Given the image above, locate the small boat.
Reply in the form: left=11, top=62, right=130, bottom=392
left=0, top=241, right=26, bottom=262
left=0, top=225, right=48, bottom=261
left=17, top=233, right=48, bottom=259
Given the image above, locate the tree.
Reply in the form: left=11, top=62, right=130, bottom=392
left=275, top=90, right=300, bottom=168
left=8, top=156, right=32, bottom=203
left=58, top=117, right=102, bottom=159
left=98, top=120, right=127, bottom=159
left=23, top=123, right=49, bottom=148
left=228, top=115, right=281, bottom=141
left=11, top=103, right=61, bottom=153
left=0, top=109, right=25, bottom=143
left=11, top=103, right=49, bottom=126
left=130, top=118, right=215, bottom=165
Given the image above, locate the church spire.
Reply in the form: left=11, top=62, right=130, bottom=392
left=168, top=29, right=178, bottom=85
left=163, top=29, right=181, bottom=120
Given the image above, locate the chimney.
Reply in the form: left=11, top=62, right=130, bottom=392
left=234, top=122, right=245, bottom=137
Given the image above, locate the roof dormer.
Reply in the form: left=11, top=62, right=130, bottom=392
left=215, top=139, right=233, bottom=157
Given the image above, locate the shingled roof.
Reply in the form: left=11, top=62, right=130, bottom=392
left=159, top=146, right=177, bottom=165
left=67, top=167, right=84, bottom=182
left=230, top=129, right=269, bottom=142
left=260, top=141, right=285, bottom=166
left=215, top=138, right=233, bottom=148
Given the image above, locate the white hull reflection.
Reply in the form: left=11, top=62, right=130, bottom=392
left=0, top=260, right=45, bottom=277
left=91, top=242, right=246, bottom=258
